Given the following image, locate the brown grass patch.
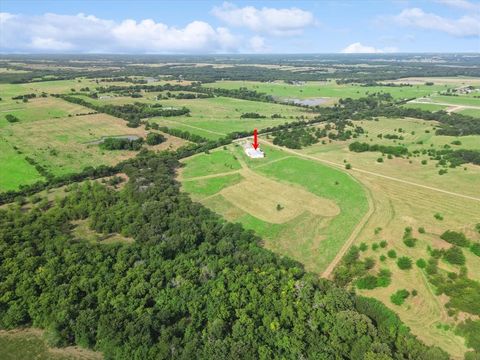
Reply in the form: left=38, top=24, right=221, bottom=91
left=220, top=171, right=339, bottom=224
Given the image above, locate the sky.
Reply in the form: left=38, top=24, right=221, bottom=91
left=0, top=0, right=479, bottom=54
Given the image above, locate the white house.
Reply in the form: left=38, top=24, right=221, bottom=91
left=244, top=142, right=265, bottom=158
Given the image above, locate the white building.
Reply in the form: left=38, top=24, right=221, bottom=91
left=243, top=142, right=265, bottom=158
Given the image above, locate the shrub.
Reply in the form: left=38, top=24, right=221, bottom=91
left=359, top=242, right=368, bottom=251
left=403, top=238, right=417, bottom=248
left=391, top=289, right=410, bottom=305
left=146, top=132, right=166, bottom=146
left=345, top=163, right=352, bottom=170
left=434, top=213, right=444, bottom=221
left=6, top=114, right=20, bottom=123
left=372, top=243, right=379, bottom=251
left=418, top=227, right=425, bottom=234
left=377, top=157, right=383, bottom=163
left=471, top=243, right=480, bottom=257
left=387, top=250, right=397, bottom=259
left=443, top=246, right=466, bottom=265
left=416, top=258, right=427, bottom=269
left=380, top=255, right=387, bottom=262
left=440, top=230, right=470, bottom=247
left=397, top=256, right=413, bottom=270
left=379, top=240, right=387, bottom=248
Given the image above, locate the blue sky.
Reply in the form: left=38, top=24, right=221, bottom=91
left=1, top=0, right=479, bottom=53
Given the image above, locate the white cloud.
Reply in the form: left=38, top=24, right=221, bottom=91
left=393, top=8, right=480, bottom=37
left=248, top=36, right=268, bottom=53
left=341, top=42, right=397, bottom=54
left=0, top=12, right=239, bottom=53
left=435, top=0, right=480, bottom=10
left=211, top=2, right=315, bottom=36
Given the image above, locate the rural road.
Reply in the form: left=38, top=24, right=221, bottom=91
left=408, top=99, right=480, bottom=111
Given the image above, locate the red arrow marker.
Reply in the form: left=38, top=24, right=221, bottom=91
left=253, top=128, right=259, bottom=149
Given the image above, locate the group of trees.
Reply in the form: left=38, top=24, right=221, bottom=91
left=0, top=150, right=450, bottom=359
left=58, top=95, right=190, bottom=127
left=349, top=141, right=408, bottom=157
left=100, top=137, right=144, bottom=151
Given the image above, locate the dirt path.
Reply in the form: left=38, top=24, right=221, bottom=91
left=260, top=139, right=480, bottom=203
left=182, top=170, right=241, bottom=182
left=322, top=184, right=375, bottom=278
left=408, top=99, right=480, bottom=111
left=160, top=119, right=227, bottom=136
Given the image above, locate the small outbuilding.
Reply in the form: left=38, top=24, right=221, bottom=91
left=244, top=142, right=265, bottom=158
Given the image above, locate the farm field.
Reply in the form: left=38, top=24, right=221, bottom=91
left=260, top=136, right=480, bottom=357
left=458, top=108, right=480, bottom=117
left=0, top=110, right=187, bottom=190
left=401, top=102, right=448, bottom=112
left=180, top=144, right=368, bottom=273
left=0, top=329, right=101, bottom=360
left=429, top=95, right=480, bottom=107
left=301, top=117, right=480, bottom=199
left=0, top=138, right=44, bottom=190
left=202, top=80, right=450, bottom=102
left=149, top=96, right=313, bottom=139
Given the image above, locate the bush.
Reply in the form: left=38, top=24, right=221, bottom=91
left=359, top=242, right=368, bottom=251
left=391, top=289, right=410, bottom=305
left=471, top=243, right=480, bottom=257
left=418, top=227, right=425, bottom=234
left=146, top=132, right=166, bottom=146
left=387, top=250, right=397, bottom=259
left=416, top=258, right=427, bottom=269
left=372, top=243, right=379, bottom=251
left=345, top=163, right=352, bottom=170
left=379, top=240, right=387, bottom=248
left=380, top=255, right=386, bottom=262
left=443, top=246, right=466, bottom=265
left=440, top=230, right=470, bottom=247
left=5, top=114, right=19, bottom=123
left=434, top=213, right=444, bottom=221
left=403, top=238, right=417, bottom=248
left=397, top=256, right=413, bottom=270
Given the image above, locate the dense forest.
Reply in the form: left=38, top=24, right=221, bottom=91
left=0, top=150, right=449, bottom=359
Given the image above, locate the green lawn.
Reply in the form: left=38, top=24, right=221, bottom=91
left=0, top=138, right=44, bottom=191
left=457, top=108, right=480, bottom=118
left=202, top=80, right=449, bottom=101
left=182, top=173, right=244, bottom=197
left=181, top=145, right=369, bottom=273
left=430, top=95, right=480, bottom=107
left=149, top=96, right=313, bottom=139
left=181, top=149, right=242, bottom=179
left=401, top=103, right=448, bottom=112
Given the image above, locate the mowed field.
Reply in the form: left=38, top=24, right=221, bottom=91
left=149, top=96, right=314, bottom=139
left=180, top=143, right=368, bottom=273
left=202, top=80, right=450, bottom=102
left=303, top=117, right=480, bottom=198
left=0, top=329, right=101, bottom=360
left=275, top=116, right=480, bottom=357
left=0, top=79, right=188, bottom=191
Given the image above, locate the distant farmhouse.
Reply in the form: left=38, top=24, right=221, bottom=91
left=243, top=141, right=265, bottom=158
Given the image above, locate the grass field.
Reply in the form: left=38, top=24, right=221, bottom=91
left=180, top=144, right=368, bottom=273
left=276, top=116, right=480, bottom=357
left=429, top=95, right=480, bottom=107
left=0, top=138, right=44, bottom=190
left=149, top=96, right=313, bottom=139
left=0, top=110, right=187, bottom=191
left=0, top=329, right=102, bottom=360
left=401, top=102, right=448, bottom=112
left=202, top=80, right=449, bottom=102
left=457, top=108, right=480, bottom=117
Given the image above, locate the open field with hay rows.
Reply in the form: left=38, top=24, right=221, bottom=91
left=180, top=144, right=368, bottom=273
